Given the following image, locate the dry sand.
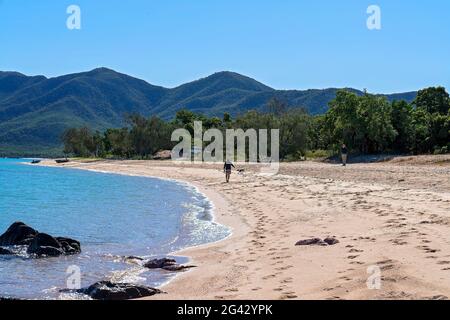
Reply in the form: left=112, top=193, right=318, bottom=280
left=40, top=155, right=450, bottom=300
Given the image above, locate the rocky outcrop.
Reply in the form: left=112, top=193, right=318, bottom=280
left=27, top=233, right=64, bottom=257
left=0, top=222, right=81, bottom=258
left=323, top=237, right=340, bottom=245
left=56, top=237, right=81, bottom=255
left=27, top=233, right=81, bottom=257
left=143, top=258, right=196, bottom=271
left=71, top=281, right=164, bottom=300
left=0, top=222, right=38, bottom=246
left=0, top=247, right=13, bottom=255
left=295, top=238, right=328, bottom=246
left=124, top=255, right=144, bottom=262
left=296, top=237, right=339, bottom=246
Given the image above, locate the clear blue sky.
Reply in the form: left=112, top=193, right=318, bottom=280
left=0, top=0, right=448, bottom=93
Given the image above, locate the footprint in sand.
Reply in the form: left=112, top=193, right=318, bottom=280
left=276, top=265, right=293, bottom=271
left=379, top=264, right=395, bottom=271
left=339, top=276, right=352, bottom=281
left=262, top=274, right=277, bottom=280
left=391, top=239, right=408, bottom=246
left=281, top=278, right=293, bottom=284
left=280, top=294, right=298, bottom=299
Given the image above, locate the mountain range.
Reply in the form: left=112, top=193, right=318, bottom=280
left=0, top=68, right=417, bottom=155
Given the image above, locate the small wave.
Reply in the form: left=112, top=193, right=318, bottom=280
left=109, top=267, right=147, bottom=284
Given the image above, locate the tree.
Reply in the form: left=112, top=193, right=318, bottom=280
left=411, top=108, right=432, bottom=154
left=430, top=113, right=450, bottom=153
left=414, top=87, right=450, bottom=115
left=324, top=90, right=397, bottom=154
left=104, top=128, right=131, bottom=158
left=325, top=90, right=361, bottom=151
left=391, top=100, right=414, bottom=153
left=223, top=112, right=232, bottom=125
left=279, top=110, right=311, bottom=158
left=62, top=127, right=96, bottom=157
left=409, top=87, right=450, bottom=154
left=127, top=114, right=174, bottom=158
left=357, top=93, right=396, bottom=153
left=267, top=97, right=288, bottom=116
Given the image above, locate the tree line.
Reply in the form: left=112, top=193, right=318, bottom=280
left=62, top=86, right=450, bottom=160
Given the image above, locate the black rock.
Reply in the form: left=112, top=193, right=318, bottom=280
left=27, top=233, right=63, bottom=257
left=124, top=255, right=145, bottom=261
left=0, top=222, right=81, bottom=258
left=323, top=237, right=340, bottom=245
left=0, top=247, right=13, bottom=255
left=144, top=258, right=177, bottom=269
left=75, top=281, right=163, bottom=300
left=161, top=264, right=196, bottom=272
left=27, top=233, right=81, bottom=257
left=143, top=258, right=196, bottom=271
left=0, top=222, right=38, bottom=246
left=56, top=237, right=81, bottom=255
left=295, top=238, right=328, bottom=246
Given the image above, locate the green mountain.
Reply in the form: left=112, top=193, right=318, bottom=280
left=0, top=68, right=417, bottom=155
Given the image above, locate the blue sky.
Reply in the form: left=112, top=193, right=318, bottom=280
left=0, top=0, right=448, bottom=93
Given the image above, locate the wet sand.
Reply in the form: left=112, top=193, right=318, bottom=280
left=40, top=156, right=450, bottom=300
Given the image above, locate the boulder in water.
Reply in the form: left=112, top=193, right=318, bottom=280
left=0, top=222, right=81, bottom=258
left=0, top=247, right=13, bottom=255
left=27, top=233, right=64, bottom=257
left=74, top=281, right=164, bottom=300
left=27, top=233, right=81, bottom=257
left=144, top=258, right=177, bottom=269
left=56, top=237, right=81, bottom=255
left=0, top=222, right=38, bottom=246
left=143, top=258, right=196, bottom=271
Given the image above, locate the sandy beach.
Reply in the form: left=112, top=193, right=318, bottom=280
left=40, top=156, right=450, bottom=300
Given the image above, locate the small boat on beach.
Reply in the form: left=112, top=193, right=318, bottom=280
left=31, top=160, right=41, bottom=164
left=55, top=159, right=70, bottom=164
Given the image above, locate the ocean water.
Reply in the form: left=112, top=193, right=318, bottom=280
left=0, top=158, right=230, bottom=299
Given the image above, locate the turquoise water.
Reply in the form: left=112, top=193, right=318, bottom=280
left=0, top=158, right=230, bottom=299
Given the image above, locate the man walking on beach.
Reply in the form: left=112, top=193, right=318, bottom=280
left=224, top=160, right=235, bottom=183
left=341, top=144, right=348, bottom=166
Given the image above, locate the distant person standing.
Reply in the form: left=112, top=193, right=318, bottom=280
left=341, top=144, right=348, bottom=166
left=223, top=160, right=235, bottom=183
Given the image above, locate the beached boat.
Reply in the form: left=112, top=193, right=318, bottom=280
left=31, top=160, right=41, bottom=164
left=55, top=159, right=70, bottom=164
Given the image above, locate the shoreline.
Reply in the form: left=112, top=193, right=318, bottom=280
left=36, top=160, right=242, bottom=299
left=36, top=157, right=450, bottom=300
